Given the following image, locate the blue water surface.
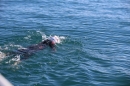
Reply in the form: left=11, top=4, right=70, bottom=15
left=0, top=0, right=130, bottom=86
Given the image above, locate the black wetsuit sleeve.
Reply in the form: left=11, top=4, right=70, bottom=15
left=42, top=40, right=49, bottom=44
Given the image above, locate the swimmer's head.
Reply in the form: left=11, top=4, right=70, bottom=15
left=49, top=36, right=60, bottom=44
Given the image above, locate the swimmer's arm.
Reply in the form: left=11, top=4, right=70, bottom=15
left=49, top=43, right=56, bottom=51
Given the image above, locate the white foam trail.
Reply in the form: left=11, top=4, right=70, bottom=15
left=0, top=43, right=24, bottom=62
left=9, top=44, right=23, bottom=49
left=2, top=44, right=24, bottom=50
left=0, top=51, right=6, bottom=61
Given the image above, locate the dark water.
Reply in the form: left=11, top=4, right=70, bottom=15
left=0, top=0, right=130, bottom=86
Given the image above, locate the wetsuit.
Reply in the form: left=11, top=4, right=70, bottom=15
left=15, top=39, right=55, bottom=60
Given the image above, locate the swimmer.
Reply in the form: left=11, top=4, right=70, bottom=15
left=14, top=36, right=60, bottom=60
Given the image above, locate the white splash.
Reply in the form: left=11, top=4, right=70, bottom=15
left=24, top=35, right=31, bottom=40
left=9, top=44, right=23, bottom=49
left=59, top=36, right=66, bottom=40
left=36, top=31, right=66, bottom=44
left=0, top=43, right=24, bottom=62
left=0, top=51, right=6, bottom=61
left=12, top=55, right=21, bottom=61
left=58, top=36, right=66, bottom=43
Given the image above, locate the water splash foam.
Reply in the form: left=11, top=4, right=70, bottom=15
left=37, top=31, right=66, bottom=44
left=0, top=51, right=6, bottom=61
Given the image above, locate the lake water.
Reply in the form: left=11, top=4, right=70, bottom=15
left=0, top=0, right=130, bottom=86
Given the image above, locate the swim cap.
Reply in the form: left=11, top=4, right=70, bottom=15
left=49, top=36, right=60, bottom=44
